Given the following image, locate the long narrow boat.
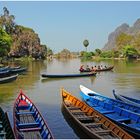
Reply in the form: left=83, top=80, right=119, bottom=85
left=0, top=74, right=18, bottom=84
left=10, top=67, right=27, bottom=74
left=42, top=72, right=96, bottom=78
left=113, top=92, right=140, bottom=108
left=114, top=93, right=140, bottom=105
left=0, top=70, right=10, bottom=78
left=0, top=107, right=15, bottom=139
left=61, top=88, right=133, bottom=139
left=80, top=85, right=140, bottom=138
left=0, top=66, right=9, bottom=71
left=80, top=66, right=114, bottom=72
left=13, top=90, right=53, bottom=139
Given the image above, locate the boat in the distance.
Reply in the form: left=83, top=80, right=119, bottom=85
left=80, top=66, right=114, bottom=72
left=42, top=72, right=96, bottom=78
left=0, top=107, right=15, bottom=139
left=13, top=90, right=53, bottom=139
left=61, top=88, right=133, bottom=139
left=113, top=91, right=140, bottom=108
left=0, top=74, right=18, bottom=84
left=80, top=85, right=140, bottom=138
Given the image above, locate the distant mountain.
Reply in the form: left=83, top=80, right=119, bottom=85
left=103, top=19, right=140, bottom=51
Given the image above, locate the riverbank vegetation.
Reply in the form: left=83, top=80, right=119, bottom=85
left=0, top=7, right=53, bottom=63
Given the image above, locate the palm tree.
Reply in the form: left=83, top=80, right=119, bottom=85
left=83, top=39, right=89, bottom=52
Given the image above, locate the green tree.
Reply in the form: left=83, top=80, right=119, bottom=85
left=0, top=7, right=15, bottom=34
left=83, top=39, right=89, bottom=52
left=100, top=51, right=113, bottom=58
left=0, top=27, right=12, bottom=57
left=95, top=48, right=102, bottom=56
left=122, top=45, right=139, bottom=58
left=116, top=33, right=133, bottom=49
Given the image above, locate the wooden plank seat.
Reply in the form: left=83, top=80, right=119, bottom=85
left=94, top=107, right=115, bottom=114
left=77, top=116, right=93, bottom=121
left=17, top=111, right=35, bottom=115
left=72, top=112, right=86, bottom=115
left=19, top=127, right=42, bottom=132
left=68, top=106, right=81, bottom=110
left=95, top=130, right=111, bottom=134
left=18, top=122, right=40, bottom=128
left=85, top=122, right=103, bottom=126
left=23, top=131, right=41, bottom=139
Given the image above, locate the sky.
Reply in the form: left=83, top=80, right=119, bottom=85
left=0, top=1, right=140, bottom=53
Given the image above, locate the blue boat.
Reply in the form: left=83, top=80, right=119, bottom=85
left=0, top=74, right=18, bottom=84
left=9, top=67, right=27, bottom=74
left=113, top=92, right=140, bottom=108
left=0, top=66, right=9, bottom=71
left=80, top=85, right=140, bottom=138
left=0, top=70, right=10, bottom=78
left=14, top=90, right=54, bottom=139
left=42, top=72, right=96, bottom=78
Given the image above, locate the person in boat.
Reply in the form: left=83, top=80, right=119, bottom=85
left=98, top=65, right=101, bottom=70
left=80, top=65, right=84, bottom=71
left=100, top=65, right=103, bottom=69
left=86, top=65, right=90, bottom=71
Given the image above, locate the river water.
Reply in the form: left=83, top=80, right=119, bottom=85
left=0, top=58, right=140, bottom=138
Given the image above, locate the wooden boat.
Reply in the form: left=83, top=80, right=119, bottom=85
left=42, top=72, right=96, bottom=78
left=80, top=66, right=114, bottom=72
left=0, top=74, right=18, bottom=84
left=113, top=92, right=140, bottom=108
left=0, top=66, right=9, bottom=71
left=80, top=85, right=140, bottom=138
left=0, top=70, right=10, bottom=78
left=61, top=88, right=133, bottom=139
left=9, top=67, right=27, bottom=74
left=13, top=90, right=53, bottom=139
left=115, top=93, right=140, bottom=105
left=0, top=107, right=15, bottom=139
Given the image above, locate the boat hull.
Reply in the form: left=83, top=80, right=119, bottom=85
left=0, top=108, right=15, bottom=139
left=80, top=66, right=114, bottom=72
left=13, top=91, right=53, bottom=139
left=80, top=85, right=140, bottom=138
left=0, top=74, right=18, bottom=84
left=42, top=72, right=96, bottom=78
left=61, top=88, right=133, bottom=139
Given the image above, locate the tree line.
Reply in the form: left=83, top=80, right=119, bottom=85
left=0, top=7, right=53, bottom=61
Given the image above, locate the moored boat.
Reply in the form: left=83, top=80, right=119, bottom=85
left=10, top=67, right=27, bottom=74
left=0, top=74, right=18, bottom=84
left=80, top=66, right=114, bottom=72
left=42, top=72, right=96, bottom=78
left=13, top=90, right=53, bottom=139
left=61, top=88, right=133, bottom=139
left=0, top=70, right=10, bottom=78
left=80, top=85, right=140, bottom=138
left=113, top=91, right=140, bottom=108
left=0, top=107, right=15, bottom=139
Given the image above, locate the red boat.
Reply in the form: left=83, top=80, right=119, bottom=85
left=13, top=90, right=53, bottom=139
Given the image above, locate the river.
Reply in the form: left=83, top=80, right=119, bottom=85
left=0, top=58, right=140, bottom=138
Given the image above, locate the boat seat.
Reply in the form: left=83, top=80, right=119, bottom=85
left=95, top=130, right=111, bottom=134
left=85, top=123, right=102, bottom=127
left=17, top=111, right=35, bottom=115
left=19, top=127, right=41, bottom=132
left=106, top=113, right=130, bottom=122
left=18, top=122, right=40, bottom=128
left=72, top=112, right=85, bottom=115
left=94, top=107, right=114, bottom=114
left=68, top=107, right=81, bottom=110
